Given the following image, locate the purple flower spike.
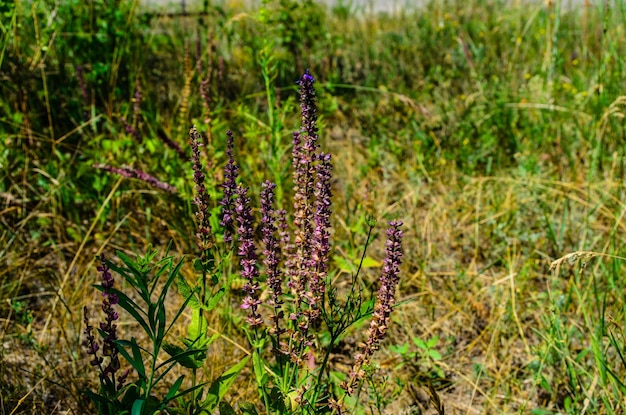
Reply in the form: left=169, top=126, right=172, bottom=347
left=83, top=307, right=104, bottom=369
left=94, top=164, right=176, bottom=193
left=190, top=126, right=216, bottom=258
left=297, top=69, right=318, bottom=149
left=342, top=220, right=404, bottom=396
left=260, top=181, right=285, bottom=337
left=308, top=153, right=333, bottom=320
left=220, top=131, right=239, bottom=244
left=235, top=184, right=263, bottom=328
left=97, top=256, right=122, bottom=380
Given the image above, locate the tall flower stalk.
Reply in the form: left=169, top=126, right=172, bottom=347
left=235, top=184, right=263, bottom=328
left=190, top=126, right=216, bottom=261
left=220, top=130, right=239, bottom=245
left=287, top=70, right=327, bottom=353
left=260, top=181, right=285, bottom=340
left=341, top=220, right=404, bottom=396
left=94, top=164, right=176, bottom=193
left=83, top=255, right=128, bottom=405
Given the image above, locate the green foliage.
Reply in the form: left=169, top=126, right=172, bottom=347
left=86, top=247, right=248, bottom=415
left=391, top=335, right=444, bottom=379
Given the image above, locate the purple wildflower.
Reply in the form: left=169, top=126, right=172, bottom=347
left=157, top=128, right=188, bottom=160
left=235, top=184, right=263, bottom=327
left=286, top=71, right=325, bottom=347
left=260, top=181, right=285, bottom=337
left=83, top=257, right=129, bottom=392
left=83, top=307, right=103, bottom=369
left=298, top=69, right=318, bottom=148
left=94, top=163, right=176, bottom=193
left=190, top=126, right=216, bottom=258
left=220, top=131, right=239, bottom=244
left=97, top=256, right=121, bottom=379
left=117, top=369, right=130, bottom=392
left=341, top=220, right=404, bottom=396
left=118, top=79, right=144, bottom=143
left=276, top=209, right=291, bottom=251
left=308, top=152, right=333, bottom=320
left=121, top=117, right=141, bottom=142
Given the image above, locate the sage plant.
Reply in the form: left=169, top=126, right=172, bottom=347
left=84, top=70, right=404, bottom=415
left=82, top=256, right=129, bottom=413
left=226, top=70, right=405, bottom=414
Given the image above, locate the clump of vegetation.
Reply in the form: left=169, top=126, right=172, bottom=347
left=81, top=70, right=406, bottom=414
left=3, top=0, right=626, bottom=413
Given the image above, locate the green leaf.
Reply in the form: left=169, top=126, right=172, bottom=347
left=202, top=355, right=251, bottom=411
left=83, top=389, right=113, bottom=406
left=161, top=342, right=205, bottom=369
left=188, top=308, right=208, bottom=340
left=177, top=274, right=200, bottom=310
left=131, top=398, right=145, bottom=415
left=148, top=302, right=157, bottom=333
left=129, top=338, right=146, bottom=380
left=333, top=255, right=357, bottom=274
left=428, top=349, right=442, bottom=360
left=206, top=287, right=226, bottom=311
left=117, top=251, right=149, bottom=296
left=117, top=343, right=146, bottom=381
left=159, top=257, right=184, bottom=305
left=389, top=343, right=409, bottom=355
left=156, top=304, right=166, bottom=342
left=219, top=401, right=238, bottom=415
left=412, top=337, right=427, bottom=350
left=193, top=258, right=205, bottom=272
left=165, top=375, right=185, bottom=402
left=166, top=280, right=202, bottom=338
left=239, top=402, right=259, bottom=415
left=359, top=256, right=382, bottom=268
left=426, top=336, right=439, bottom=348
left=182, top=332, right=219, bottom=350
left=252, top=351, right=266, bottom=386
left=120, top=381, right=141, bottom=409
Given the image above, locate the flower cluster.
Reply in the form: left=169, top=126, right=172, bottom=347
left=235, top=184, right=263, bottom=327
left=157, top=128, right=188, bottom=159
left=190, top=126, right=216, bottom=258
left=83, top=255, right=128, bottom=391
left=309, top=152, right=333, bottom=319
left=220, top=130, right=239, bottom=244
left=341, top=220, right=404, bottom=395
left=94, top=163, right=176, bottom=193
left=287, top=71, right=328, bottom=346
left=121, top=79, right=143, bottom=142
left=225, top=72, right=342, bottom=354
left=260, top=181, right=285, bottom=337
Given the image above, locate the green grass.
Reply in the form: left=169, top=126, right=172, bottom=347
left=3, top=0, right=626, bottom=413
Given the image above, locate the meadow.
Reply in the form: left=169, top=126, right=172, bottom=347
left=2, top=0, right=626, bottom=413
